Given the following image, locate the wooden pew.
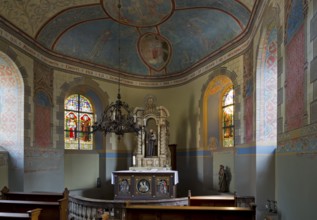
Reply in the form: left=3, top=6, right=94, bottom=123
left=188, top=195, right=236, bottom=206
left=1, top=186, right=69, bottom=202
left=125, top=204, right=256, bottom=220
left=188, top=193, right=255, bottom=207
left=0, top=208, right=42, bottom=219
left=0, top=199, right=67, bottom=220
left=0, top=186, right=68, bottom=220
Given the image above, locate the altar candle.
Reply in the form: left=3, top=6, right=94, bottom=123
left=132, top=155, right=136, bottom=166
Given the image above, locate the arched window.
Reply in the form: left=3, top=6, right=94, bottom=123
left=64, top=94, right=94, bottom=150
left=222, top=86, right=234, bottom=147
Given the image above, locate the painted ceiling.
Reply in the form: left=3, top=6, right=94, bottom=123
left=0, top=0, right=259, bottom=79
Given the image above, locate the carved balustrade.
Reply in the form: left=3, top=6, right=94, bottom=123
left=68, top=195, right=188, bottom=220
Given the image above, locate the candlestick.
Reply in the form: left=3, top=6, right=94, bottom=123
left=132, top=155, right=136, bottom=166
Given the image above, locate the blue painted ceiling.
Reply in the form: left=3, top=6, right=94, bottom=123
left=4, top=0, right=259, bottom=79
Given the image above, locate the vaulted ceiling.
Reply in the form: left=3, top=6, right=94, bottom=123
left=0, top=0, right=259, bottom=80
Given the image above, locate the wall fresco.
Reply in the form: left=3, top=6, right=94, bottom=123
left=263, top=28, right=277, bottom=140
left=243, top=48, right=254, bottom=143
left=285, top=25, right=305, bottom=131
left=34, top=96, right=52, bottom=148
left=285, top=0, right=304, bottom=43
left=0, top=52, right=24, bottom=170
left=34, top=61, right=53, bottom=148
left=257, top=26, right=278, bottom=142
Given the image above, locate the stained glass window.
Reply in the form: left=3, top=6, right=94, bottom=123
left=64, top=94, right=94, bottom=150
left=222, top=87, right=234, bottom=147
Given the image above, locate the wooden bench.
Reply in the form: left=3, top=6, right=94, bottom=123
left=0, top=208, right=42, bottom=219
left=125, top=204, right=256, bottom=220
left=188, top=193, right=255, bottom=207
left=0, top=199, right=67, bottom=220
left=0, top=186, right=68, bottom=220
left=188, top=195, right=236, bottom=206
left=1, top=186, right=69, bottom=202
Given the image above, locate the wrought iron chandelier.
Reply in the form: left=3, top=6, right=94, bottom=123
left=92, top=90, right=140, bottom=137
left=92, top=1, right=140, bottom=138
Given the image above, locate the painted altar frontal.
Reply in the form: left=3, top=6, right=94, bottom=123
left=112, top=169, right=178, bottom=200
left=112, top=95, right=178, bottom=200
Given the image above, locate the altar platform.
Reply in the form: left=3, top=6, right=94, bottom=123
left=112, top=170, right=178, bottom=200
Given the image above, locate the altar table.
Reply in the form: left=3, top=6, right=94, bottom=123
left=111, top=170, right=178, bottom=200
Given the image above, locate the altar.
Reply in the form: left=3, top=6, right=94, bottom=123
left=112, top=170, right=178, bottom=200
left=112, top=96, right=178, bottom=200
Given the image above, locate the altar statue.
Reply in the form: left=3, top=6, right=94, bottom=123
left=146, top=129, right=157, bottom=156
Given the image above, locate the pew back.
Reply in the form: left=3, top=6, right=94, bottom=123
left=188, top=195, right=235, bottom=206
left=0, top=208, right=42, bottom=220
left=1, top=186, right=68, bottom=202
left=0, top=199, right=66, bottom=220
left=126, top=205, right=256, bottom=220
left=0, top=186, right=68, bottom=220
left=188, top=194, right=255, bottom=208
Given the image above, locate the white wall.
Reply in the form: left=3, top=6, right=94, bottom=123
left=64, top=153, right=99, bottom=190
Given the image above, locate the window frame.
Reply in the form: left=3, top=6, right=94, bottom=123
left=221, top=86, right=234, bottom=148
left=64, top=94, right=95, bottom=150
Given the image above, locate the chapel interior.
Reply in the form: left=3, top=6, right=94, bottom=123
left=0, top=0, right=317, bottom=220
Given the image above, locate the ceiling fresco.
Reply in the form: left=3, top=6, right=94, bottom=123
left=0, top=0, right=259, bottom=79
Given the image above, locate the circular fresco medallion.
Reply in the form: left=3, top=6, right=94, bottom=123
left=102, top=0, right=174, bottom=27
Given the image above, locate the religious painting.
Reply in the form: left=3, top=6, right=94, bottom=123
left=155, top=177, right=170, bottom=197
left=139, top=33, right=171, bottom=71
left=64, top=94, right=94, bottom=150
left=80, top=113, right=92, bottom=142
left=65, top=111, right=78, bottom=142
left=102, top=0, right=173, bottom=27
left=135, top=176, right=152, bottom=196
left=117, top=177, right=131, bottom=197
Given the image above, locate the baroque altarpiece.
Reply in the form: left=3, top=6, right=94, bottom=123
left=131, top=95, right=171, bottom=170
left=112, top=96, right=178, bottom=200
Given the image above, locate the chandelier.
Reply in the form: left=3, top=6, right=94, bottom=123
left=92, top=90, right=140, bottom=137
left=92, top=1, right=140, bottom=138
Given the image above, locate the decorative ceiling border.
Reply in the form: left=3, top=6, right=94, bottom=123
left=0, top=1, right=266, bottom=88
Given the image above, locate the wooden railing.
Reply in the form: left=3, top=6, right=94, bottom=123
left=68, top=195, right=188, bottom=220
left=68, top=193, right=254, bottom=220
left=68, top=196, right=125, bottom=220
